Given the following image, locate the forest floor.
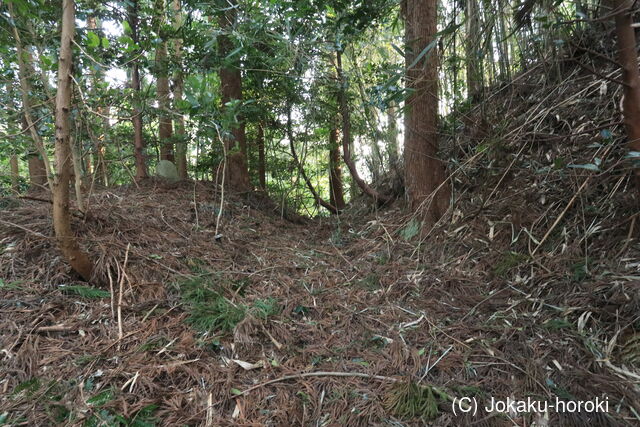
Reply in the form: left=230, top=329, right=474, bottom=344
left=1, top=177, right=639, bottom=426
left=3, top=57, right=640, bottom=426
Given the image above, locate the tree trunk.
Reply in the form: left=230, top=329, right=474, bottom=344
left=128, top=0, right=148, bottom=179
left=155, top=0, right=174, bottom=162
left=286, top=104, right=338, bottom=214
left=23, top=115, right=48, bottom=189
left=9, top=3, right=53, bottom=191
left=70, top=133, right=85, bottom=213
left=335, top=50, right=390, bottom=205
left=257, top=123, right=266, bottom=189
left=404, top=0, right=450, bottom=223
left=87, top=15, right=109, bottom=186
left=465, top=0, right=482, bottom=100
left=85, top=114, right=110, bottom=186
left=52, top=0, right=94, bottom=281
left=328, top=127, right=345, bottom=210
left=10, top=154, right=19, bottom=192
left=218, top=0, right=251, bottom=191
left=611, top=0, right=640, bottom=184
left=349, top=50, right=385, bottom=181
left=386, top=103, right=400, bottom=169
left=172, top=0, right=188, bottom=179
left=496, top=0, right=511, bottom=81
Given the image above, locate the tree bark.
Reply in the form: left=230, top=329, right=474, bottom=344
left=52, top=0, right=94, bottom=281
left=172, top=0, right=188, bottom=179
left=155, top=0, right=174, bottom=162
left=9, top=3, right=53, bottom=192
left=465, top=0, right=483, bottom=100
left=611, top=0, right=640, bottom=183
left=10, top=154, right=19, bottom=192
left=70, top=133, right=85, bottom=213
left=87, top=15, right=109, bottom=186
left=403, top=0, right=450, bottom=223
left=386, top=103, right=400, bottom=169
left=218, top=0, right=251, bottom=191
left=128, top=0, right=148, bottom=179
left=335, top=50, right=390, bottom=205
left=23, top=115, right=48, bottom=189
left=328, top=127, right=345, bottom=210
left=257, top=123, right=266, bottom=189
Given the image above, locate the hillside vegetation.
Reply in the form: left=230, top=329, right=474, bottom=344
left=2, top=45, right=640, bottom=425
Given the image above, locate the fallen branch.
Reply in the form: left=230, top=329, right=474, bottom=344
left=35, top=324, right=75, bottom=333
left=232, top=371, right=399, bottom=398
left=230, top=371, right=468, bottom=410
left=0, top=219, right=49, bottom=238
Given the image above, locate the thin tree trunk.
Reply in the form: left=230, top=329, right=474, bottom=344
left=218, top=0, right=251, bottom=191
left=497, top=0, right=511, bottom=81
left=100, top=108, right=110, bottom=185
left=328, top=127, right=345, bottom=210
left=87, top=15, right=109, bottom=186
left=349, top=50, right=385, bottom=181
left=52, top=0, right=94, bottom=281
left=387, top=104, right=400, bottom=161
left=403, top=0, right=450, bottom=223
left=172, top=0, right=188, bottom=179
left=257, top=123, right=266, bottom=189
left=465, top=0, right=482, bottom=100
left=611, top=0, right=640, bottom=184
left=8, top=3, right=53, bottom=191
left=155, top=0, right=174, bottom=162
left=171, top=0, right=189, bottom=179
left=335, top=50, right=390, bottom=205
left=10, top=154, right=19, bottom=192
left=23, top=115, right=47, bottom=189
left=286, top=104, right=338, bottom=214
left=70, top=133, right=85, bottom=212
left=128, top=0, right=148, bottom=179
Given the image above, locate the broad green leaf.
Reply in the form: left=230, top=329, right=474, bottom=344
left=87, top=31, right=100, bottom=48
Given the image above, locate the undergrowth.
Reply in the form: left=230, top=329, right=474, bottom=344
left=383, top=381, right=442, bottom=420
left=176, top=275, right=279, bottom=334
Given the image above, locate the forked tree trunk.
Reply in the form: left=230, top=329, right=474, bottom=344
left=403, top=0, right=450, bottom=223
left=610, top=0, right=640, bottom=186
left=128, top=0, right=148, bottom=179
left=335, top=50, right=390, bottom=205
left=328, top=127, right=345, bottom=210
left=52, top=0, right=94, bottom=281
left=155, top=0, right=174, bottom=162
left=218, top=0, right=251, bottom=191
left=172, top=0, right=188, bottom=179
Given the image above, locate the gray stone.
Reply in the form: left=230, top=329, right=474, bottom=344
left=156, top=160, right=179, bottom=181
